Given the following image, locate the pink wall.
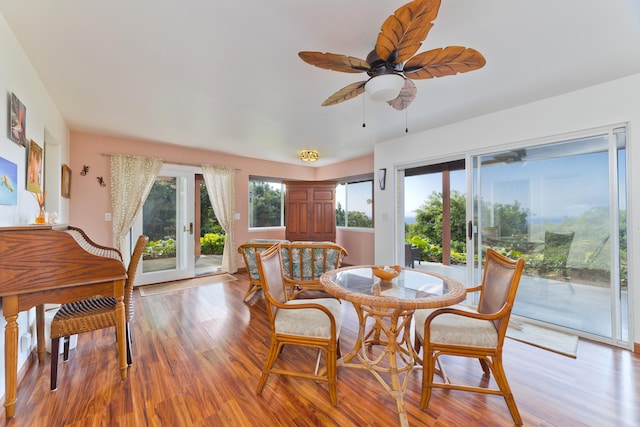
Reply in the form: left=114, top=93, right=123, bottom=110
left=70, top=131, right=375, bottom=266
left=318, top=156, right=376, bottom=265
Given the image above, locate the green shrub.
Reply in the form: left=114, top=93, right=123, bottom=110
left=200, top=233, right=226, bottom=255
left=144, top=238, right=176, bottom=258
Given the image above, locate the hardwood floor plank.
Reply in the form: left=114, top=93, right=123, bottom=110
left=3, top=271, right=640, bottom=426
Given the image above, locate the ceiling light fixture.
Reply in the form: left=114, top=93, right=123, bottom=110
left=364, top=74, right=405, bottom=102
left=300, top=149, right=319, bottom=162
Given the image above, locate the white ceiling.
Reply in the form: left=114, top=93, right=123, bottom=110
left=2, top=1, right=640, bottom=167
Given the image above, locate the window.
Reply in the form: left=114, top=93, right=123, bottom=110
left=249, top=178, right=285, bottom=228
left=336, top=177, right=373, bottom=228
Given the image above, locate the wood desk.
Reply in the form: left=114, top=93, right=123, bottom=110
left=0, top=226, right=127, bottom=419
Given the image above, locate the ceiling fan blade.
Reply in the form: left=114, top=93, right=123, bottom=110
left=298, top=51, right=370, bottom=73
left=321, top=81, right=367, bottom=106
left=375, top=0, right=441, bottom=64
left=403, top=46, right=486, bottom=79
left=387, top=79, right=417, bottom=110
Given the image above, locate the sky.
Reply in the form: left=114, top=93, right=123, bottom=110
left=403, top=147, right=624, bottom=224
left=405, top=170, right=465, bottom=218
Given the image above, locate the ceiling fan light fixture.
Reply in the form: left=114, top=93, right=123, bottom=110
left=365, top=74, right=405, bottom=102
left=300, top=149, right=319, bottom=162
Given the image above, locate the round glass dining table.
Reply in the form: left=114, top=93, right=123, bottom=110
left=320, top=266, right=466, bottom=427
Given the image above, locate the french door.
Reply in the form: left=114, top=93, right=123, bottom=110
left=470, top=126, right=630, bottom=346
left=132, top=165, right=196, bottom=285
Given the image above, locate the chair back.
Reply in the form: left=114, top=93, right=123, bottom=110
left=255, top=244, right=288, bottom=321
left=477, top=248, right=525, bottom=333
left=125, top=235, right=148, bottom=321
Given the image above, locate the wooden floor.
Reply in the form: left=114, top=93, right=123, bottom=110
left=4, top=271, right=640, bottom=426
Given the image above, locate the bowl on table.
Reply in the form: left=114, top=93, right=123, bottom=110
left=372, top=265, right=401, bottom=281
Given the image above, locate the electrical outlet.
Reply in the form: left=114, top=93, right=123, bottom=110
left=105, top=213, right=112, bottom=221
left=20, top=333, right=31, bottom=353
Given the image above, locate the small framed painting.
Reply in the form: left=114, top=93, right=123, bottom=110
left=27, top=139, right=43, bottom=192
left=61, top=164, right=71, bottom=198
left=0, top=156, right=18, bottom=205
left=8, top=93, right=27, bottom=146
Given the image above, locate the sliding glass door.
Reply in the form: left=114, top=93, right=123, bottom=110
left=470, top=126, right=629, bottom=345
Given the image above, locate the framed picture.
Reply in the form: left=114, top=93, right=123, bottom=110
left=8, top=93, right=26, bottom=146
left=27, top=139, right=43, bottom=192
left=61, top=164, right=71, bottom=198
left=0, top=157, right=18, bottom=205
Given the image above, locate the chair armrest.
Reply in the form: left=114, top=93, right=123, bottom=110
left=424, top=302, right=512, bottom=327
left=272, top=299, right=341, bottom=326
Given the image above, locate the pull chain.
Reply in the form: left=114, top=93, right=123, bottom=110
left=362, top=96, right=366, bottom=128
left=405, top=107, right=408, bottom=133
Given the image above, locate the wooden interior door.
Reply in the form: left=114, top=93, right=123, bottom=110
left=285, top=181, right=336, bottom=242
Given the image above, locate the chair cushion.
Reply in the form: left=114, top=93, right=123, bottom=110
left=414, top=305, right=498, bottom=348
left=274, top=298, right=343, bottom=339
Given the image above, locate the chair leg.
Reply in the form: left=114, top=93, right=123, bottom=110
left=478, top=358, right=491, bottom=375
left=327, top=344, right=338, bottom=406
left=420, top=350, right=437, bottom=410
left=126, top=322, right=133, bottom=365
left=256, top=340, right=282, bottom=394
left=414, top=335, right=423, bottom=356
left=314, top=349, right=322, bottom=375
left=492, top=357, right=523, bottom=425
left=50, top=338, right=59, bottom=391
left=63, top=336, right=70, bottom=361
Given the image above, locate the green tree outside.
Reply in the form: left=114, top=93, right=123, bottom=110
left=249, top=181, right=283, bottom=227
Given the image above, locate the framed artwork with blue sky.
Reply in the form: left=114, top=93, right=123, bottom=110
left=0, top=157, right=18, bottom=205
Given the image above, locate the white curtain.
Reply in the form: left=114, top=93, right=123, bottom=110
left=201, top=164, right=237, bottom=273
left=110, top=154, right=163, bottom=252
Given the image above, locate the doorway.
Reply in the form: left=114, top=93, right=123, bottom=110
left=132, top=166, right=195, bottom=285
left=132, top=165, right=225, bottom=285
left=404, top=160, right=465, bottom=267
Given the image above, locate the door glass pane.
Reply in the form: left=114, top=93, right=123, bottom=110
left=472, top=131, right=628, bottom=342
left=142, top=176, right=177, bottom=273
left=405, top=167, right=466, bottom=266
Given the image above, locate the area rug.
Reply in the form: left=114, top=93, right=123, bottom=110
left=507, top=318, right=578, bottom=358
left=138, top=273, right=238, bottom=297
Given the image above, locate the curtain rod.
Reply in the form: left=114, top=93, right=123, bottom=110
left=100, top=153, right=241, bottom=170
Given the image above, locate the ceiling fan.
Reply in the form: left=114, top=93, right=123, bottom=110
left=298, top=0, right=486, bottom=110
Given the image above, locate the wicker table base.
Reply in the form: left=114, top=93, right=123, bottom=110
left=340, top=304, right=417, bottom=427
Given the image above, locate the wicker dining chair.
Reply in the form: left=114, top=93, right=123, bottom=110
left=255, top=244, right=343, bottom=405
left=50, top=234, right=148, bottom=390
left=413, top=248, right=525, bottom=425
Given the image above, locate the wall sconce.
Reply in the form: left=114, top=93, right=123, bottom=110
left=379, top=168, right=387, bottom=190
left=300, top=149, right=319, bottom=162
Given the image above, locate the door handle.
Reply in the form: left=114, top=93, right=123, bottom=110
left=184, top=223, right=194, bottom=235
